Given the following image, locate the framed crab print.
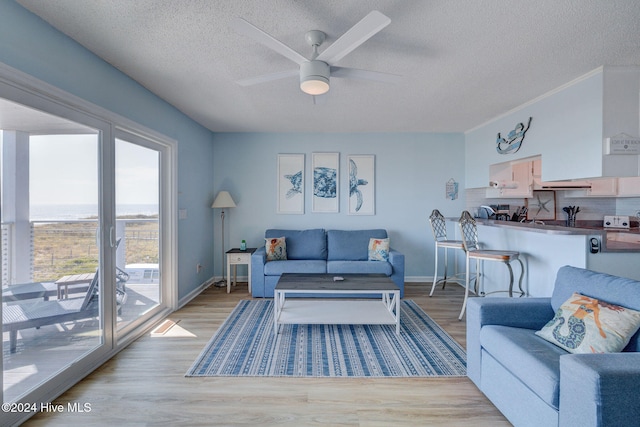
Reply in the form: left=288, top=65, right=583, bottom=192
left=312, top=152, right=339, bottom=213
left=277, top=154, right=304, bottom=214
left=347, top=155, right=375, bottom=215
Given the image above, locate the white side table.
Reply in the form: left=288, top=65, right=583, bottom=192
left=226, top=248, right=256, bottom=294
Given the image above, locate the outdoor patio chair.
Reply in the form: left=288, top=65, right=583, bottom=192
left=2, top=281, right=60, bottom=302
left=2, top=270, right=128, bottom=353
left=2, top=239, right=129, bottom=302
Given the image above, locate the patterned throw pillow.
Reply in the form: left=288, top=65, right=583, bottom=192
left=368, top=238, right=390, bottom=261
left=535, top=292, right=640, bottom=354
left=265, top=237, right=287, bottom=261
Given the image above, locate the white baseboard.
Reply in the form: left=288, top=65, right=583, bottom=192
left=178, top=275, right=216, bottom=309
left=404, top=276, right=430, bottom=283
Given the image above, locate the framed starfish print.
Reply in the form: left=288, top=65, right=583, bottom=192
left=526, top=190, right=555, bottom=221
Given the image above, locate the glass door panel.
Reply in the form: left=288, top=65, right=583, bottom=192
left=114, top=137, right=160, bottom=331
left=2, top=129, right=103, bottom=402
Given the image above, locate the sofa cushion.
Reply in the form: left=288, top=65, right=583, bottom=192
left=327, top=260, right=393, bottom=276
left=327, top=229, right=388, bottom=261
left=536, top=292, right=640, bottom=354
left=265, top=229, right=327, bottom=260
left=368, top=238, right=390, bottom=261
left=551, top=266, right=640, bottom=351
left=480, top=325, right=567, bottom=409
left=264, top=260, right=327, bottom=275
left=265, top=237, right=287, bottom=261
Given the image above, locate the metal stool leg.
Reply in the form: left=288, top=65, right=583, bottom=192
left=430, top=242, right=439, bottom=296
left=516, top=258, right=525, bottom=296
left=459, top=253, right=471, bottom=320
left=442, top=247, right=449, bottom=289
left=505, top=261, right=514, bottom=297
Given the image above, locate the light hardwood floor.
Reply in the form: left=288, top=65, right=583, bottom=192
left=24, top=282, right=510, bottom=426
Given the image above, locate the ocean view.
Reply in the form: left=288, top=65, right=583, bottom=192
left=30, top=204, right=159, bottom=221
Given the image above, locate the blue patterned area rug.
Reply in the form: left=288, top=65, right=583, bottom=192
left=186, top=299, right=466, bottom=377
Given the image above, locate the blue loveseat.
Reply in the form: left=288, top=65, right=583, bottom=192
left=250, top=228, right=405, bottom=298
left=467, top=265, right=640, bottom=427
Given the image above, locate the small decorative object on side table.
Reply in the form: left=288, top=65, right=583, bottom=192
left=226, top=248, right=256, bottom=294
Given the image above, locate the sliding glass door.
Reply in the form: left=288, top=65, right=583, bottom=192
left=114, top=133, right=162, bottom=333
left=1, top=101, right=109, bottom=403
left=0, top=72, right=175, bottom=425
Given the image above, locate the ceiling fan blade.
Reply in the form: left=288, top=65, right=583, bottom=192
left=331, top=66, right=401, bottom=83
left=233, top=18, right=308, bottom=65
left=316, top=10, right=391, bottom=64
left=235, top=69, right=299, bottom=86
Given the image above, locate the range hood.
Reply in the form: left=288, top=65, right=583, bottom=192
left=532, top=177, right=591, bottom=190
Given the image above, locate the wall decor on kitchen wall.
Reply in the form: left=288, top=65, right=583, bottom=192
left=496, top=117, right=532, bottom=154
left=277, top=153, right=304, bottom=214
left=526, top=190, right=556, bottom=221
left=348, top=155, right=375, bottom=215
left=446, top=178, right=459, bottom=200
left=312, top=152, right=339, bottom=213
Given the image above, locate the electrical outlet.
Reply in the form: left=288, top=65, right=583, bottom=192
left=196, top=263, right=203, bottom=273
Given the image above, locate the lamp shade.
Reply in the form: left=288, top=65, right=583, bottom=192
left=211, top=191, right=236, bottom=209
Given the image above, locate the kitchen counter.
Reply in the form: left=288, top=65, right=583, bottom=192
left=472, top=218, right=600, bottom=235
left=447, top=217, right=640, bottom=251
left=444, top=216, right=640, bottom=296
left=472, top=219, right=640, bottom=252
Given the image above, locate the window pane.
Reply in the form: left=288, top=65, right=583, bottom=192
left=2, top=130, right=102, bottom=402
left=115, top=138, right=160, bottom=331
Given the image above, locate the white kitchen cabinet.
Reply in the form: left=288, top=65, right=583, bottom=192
left=617, top=177, right=640, bottom=197
left=486, top=159, right=533, bottom=198
left=586, top=178, right=618, bottom=196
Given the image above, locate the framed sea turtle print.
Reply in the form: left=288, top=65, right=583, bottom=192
left=347, top=154, right=375, bottom=215
left=312, top=152, right=339, bottom=213
left=277, top=154, right=304, bottom=214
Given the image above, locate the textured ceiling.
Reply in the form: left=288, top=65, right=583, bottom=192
left=16, top=0, right=640, bottom=133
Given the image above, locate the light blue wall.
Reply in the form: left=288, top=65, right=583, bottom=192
left=0, top=1, right=215, bottom=300
left=212, top=132, right=466, bottom=280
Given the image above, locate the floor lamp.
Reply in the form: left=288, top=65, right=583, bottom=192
left=211, top=191, right=236, bottom=287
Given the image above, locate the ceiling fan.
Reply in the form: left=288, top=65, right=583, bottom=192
left=232, top=10, right=401, bottom=101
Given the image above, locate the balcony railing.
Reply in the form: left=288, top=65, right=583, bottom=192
left=2, top=218, right=158, bottom=287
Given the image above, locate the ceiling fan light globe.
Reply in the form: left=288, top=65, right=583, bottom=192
left=300, top=60, right=330, bottom=95
left=300, top=78, right=329, bottom=95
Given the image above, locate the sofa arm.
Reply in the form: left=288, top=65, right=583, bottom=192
left=466, top=297, right=553, bottom=386
left=388, top=248, right=405, bottom=295
left=560, top=353, right=640, bottom=426
left=251, top=247, right=267, bottom=297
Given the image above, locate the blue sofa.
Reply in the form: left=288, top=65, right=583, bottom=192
left=250, top=228, right=405, bottom=298
left=467, top=266, right=640, bottom=427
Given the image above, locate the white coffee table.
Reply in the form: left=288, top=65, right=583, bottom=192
left=273, top=273, right=401, bottom=334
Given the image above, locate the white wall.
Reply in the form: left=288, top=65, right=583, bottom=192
left=212, top=132, right=466, bottom=280
left=465, top=70, right=604, bottom=187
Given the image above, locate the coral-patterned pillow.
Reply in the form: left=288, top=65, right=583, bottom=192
left=265, top=237, right=287, bottom=261
left=368, top=238, right=390, bottom=261
left=535, top=292, right=640, bottom=353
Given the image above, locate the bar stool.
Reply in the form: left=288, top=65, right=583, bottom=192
left=428, top=209, right=465, bottom=297
left=458, top=210, right=524, bottom=320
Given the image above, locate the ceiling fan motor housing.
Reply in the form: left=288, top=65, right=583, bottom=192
left=300, top=60, right=330, bottom=95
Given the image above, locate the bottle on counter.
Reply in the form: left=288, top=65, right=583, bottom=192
left=240, top=240, right=246, bottom=251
